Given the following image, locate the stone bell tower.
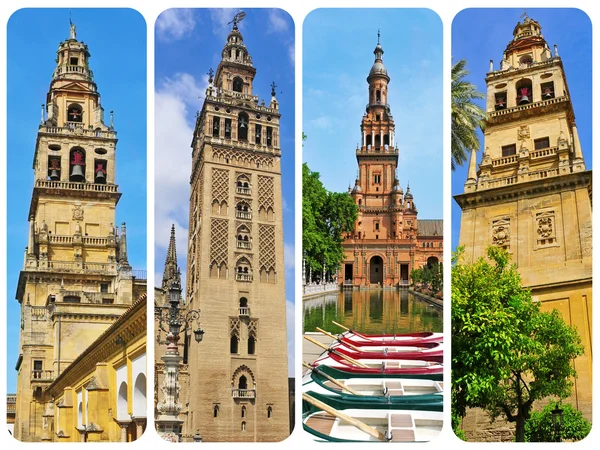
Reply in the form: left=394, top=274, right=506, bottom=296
left=14, top=21, right=139, bottom=441
left=454, top=15, right=592, bottom=424
left=184, top=15, right=289, bottom=442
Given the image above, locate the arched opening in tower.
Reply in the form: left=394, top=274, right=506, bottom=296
left=238, top=112, right=249, bottom=141
left=369, top=255, right=384, bottom=285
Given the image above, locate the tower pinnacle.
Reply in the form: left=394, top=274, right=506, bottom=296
left=162, top=224, right=181, bottom=290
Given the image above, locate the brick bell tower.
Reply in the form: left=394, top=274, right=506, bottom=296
left=454, top=15, right=592, bottom=423
left=184, top=14, right=289, bottom=442
left=342, top=32, right=442, bottom=288
left=14, top=21, right=139, bottom=441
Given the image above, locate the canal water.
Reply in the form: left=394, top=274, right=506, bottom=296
left=303, top=289, right=443, bottom=335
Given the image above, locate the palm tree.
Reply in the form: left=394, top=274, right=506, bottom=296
left=451, top=59, right=486, bottom=171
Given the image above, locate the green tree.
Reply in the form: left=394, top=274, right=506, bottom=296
left=452, top=246, right=583, bottom=442
left=451, top=59, right=486, bottom=171
left=524, top=401, right=591, bottom=442
left=302, top=163, right=357, bottom=281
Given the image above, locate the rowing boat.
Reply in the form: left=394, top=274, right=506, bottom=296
left=303, top=365, right=443, bottom=402
left=303, top=392, right=443, bottom=442
left=330, top=340, right=443, bottom=362
left=312, top=351, right=443, bottom=375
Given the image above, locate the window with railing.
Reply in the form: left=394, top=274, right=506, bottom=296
left=502, top=144, right=517, bottom=157
left=534, top=137, right=550, bottom=150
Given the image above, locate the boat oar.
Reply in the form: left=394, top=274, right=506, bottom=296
left=304, top=335, right=370, bottom=368
left=316, top=327, right=362, bottom=352
left=332, top=320, right=350, bottom=332
left=302, top=362, right=363, bottom=396
left=302, top=392, right=388, bottom=442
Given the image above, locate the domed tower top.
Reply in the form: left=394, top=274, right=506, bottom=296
left=367, top=30, right=390, bottom=84
left=214, top=10, right=257, bottom=96
left=221, top=26, right=253, bottom=68
left=500, top=14, right=553, bottom=69
left=52, top=19, right=95, bottom=85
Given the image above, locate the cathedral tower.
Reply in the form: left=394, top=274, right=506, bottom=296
left=14, top=22, right=143, bottom=441
left=454, top=16, right=592, bottom=420
left=184, top=17, right=289, bottom=442
left=343, top=34, right=442, bottom=287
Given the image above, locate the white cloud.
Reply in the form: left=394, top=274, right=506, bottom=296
left=156, top=9, right=196, bottom=42
left=155, top=72, right=208, bottom=279
left=286, top=299, right=295, bottom=377
left=267, top=9, right=289, bottom=33
left=284, top=243, right=295, bottom=271
left=287, top=41, right=295, bottom=66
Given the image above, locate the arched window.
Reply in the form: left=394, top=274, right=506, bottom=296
left=241, top=421, right=246, bottom=432
left=213, top=117, right=220, bottom=137
left=133, top=374, right=146, bottom=418
left=248, top=336, right=256, bottom=355
left=516, top=78, right=532, bottom=105
left=94, top=159, right=107, bottom=184
left=230, top=335, right=239, bottom=354
left=239, top=375, right=247, bottom=390
left=214, top=405, right=220, bottom=418
left=239, top=297, right=248, bottom=308
left=117, top=382, right=128, bottom=421
left=238, top=112, right=249, bottom=141
left=241, top=406, right=246, bottom=418
left=376, top=90, right=381, bottom=103
left=233, top=77, right=243, bottom=93
left=69, top=148, right=86, bottom=182
left=67, top=103, right=83, bottom=123
left=375, top=134, right=381, bottom=149
left=366, top=135, right=372, bottom=147
left=267, top=406, right=273, bottom=419
left=255, top=124, right=262, bottom=145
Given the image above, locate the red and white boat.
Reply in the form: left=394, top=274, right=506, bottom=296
left=330, top=344, right=444, bottom=363
left=340, top=330, right=443, bottom=347
left=312, top=351, right=443, bottom=376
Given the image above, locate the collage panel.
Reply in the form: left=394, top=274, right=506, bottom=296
left=451, top=8, right=592, bottom=443
left=301, top=8, right=444, bottom=443
left=6, top=8, right=148, bottom=442
left=153, top=8, right=295, bottom=442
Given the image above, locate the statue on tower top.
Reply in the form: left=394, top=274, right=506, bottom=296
left=69, top=15, right=76, bottom=40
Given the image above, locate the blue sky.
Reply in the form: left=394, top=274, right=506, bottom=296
left=451, top=8, right=593, bottom=251
left=153, top=9, right=295, bottom=376
left=303, top=8, right=443, bottom=219
left=5, top=8, right=147, bottom=392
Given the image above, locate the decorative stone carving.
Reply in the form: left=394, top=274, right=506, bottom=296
left=491, top=218, right=510, bottom=248
left=517, top=125, right=530, bottom=141
left=72, top=204, right=84, bottom=221
left=535, top=211, right=558, bottom=249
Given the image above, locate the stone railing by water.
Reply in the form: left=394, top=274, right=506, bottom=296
left=303, top=282, right=339, bottom=297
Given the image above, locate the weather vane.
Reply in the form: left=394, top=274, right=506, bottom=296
left=520, top=9, right=529, bottom=21
left=377, top=29, right=380, bottom=44
left=228, top=10, right=246, bottom=30
left=271, top=81, right=277, bottom=97
left=207, top=68, right=214, bottom=84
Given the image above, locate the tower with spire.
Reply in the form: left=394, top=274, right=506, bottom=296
left=13, top=21, right=146, bottom=441
left=454, top=15, right=592, bottom=421
left=181, top=13, right=289, bottom=442
left=342, top=33, right=443, bottom=287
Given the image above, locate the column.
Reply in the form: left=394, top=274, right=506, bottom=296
left=362, top=131, right=366, bottom=147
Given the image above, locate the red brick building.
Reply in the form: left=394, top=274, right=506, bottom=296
left=342, top=36, right=442, bottom=287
